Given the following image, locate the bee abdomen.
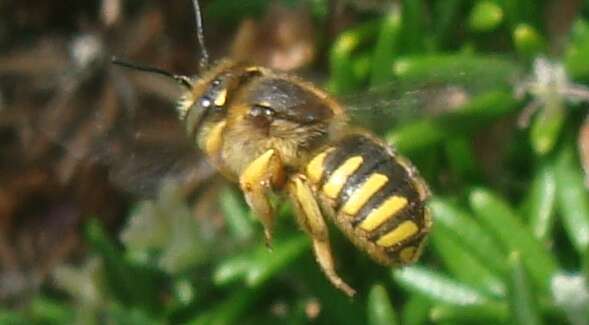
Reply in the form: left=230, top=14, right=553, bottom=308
left=305, top=133, right=431, bottom=265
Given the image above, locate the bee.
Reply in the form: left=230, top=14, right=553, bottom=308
left=113, top=0, right=431, bottom=296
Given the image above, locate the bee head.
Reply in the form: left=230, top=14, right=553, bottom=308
left=177, top=62, right=263, bottom=141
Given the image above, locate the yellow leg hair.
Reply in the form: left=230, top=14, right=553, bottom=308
left=239, top=149, right=284, bottom=247
left=288, top=174, right=356, bottom=297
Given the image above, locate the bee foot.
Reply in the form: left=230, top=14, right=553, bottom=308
left=264, top=229, right=273, bottom=250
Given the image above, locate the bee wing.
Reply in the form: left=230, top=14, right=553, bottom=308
left=343, top=84, right=468, bottom=130
left=105, top=134, right=214, bottom=197
left=37, top=57, right=213, bottom=198
left=341, top=56, right=524, bottom=129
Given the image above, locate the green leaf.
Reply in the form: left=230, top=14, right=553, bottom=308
left=393, top=266, right=493, bottom=305
left=513, top=23, right=546, bottom=57
left=508, top=252, right=542, bottom=325
left=173, top=278, right=195, bottom=306
left=500, top=0, right=539, bottom=27
left=0, top=310, right=27, bottom=325
left=220, top=188, right=255, bottom=242
left=328, top=21, right=380, bottom=94
left=352, top=51, right=373, bottom=82
left=469, top=1, right=504, bottom=32
left=530, top=100, right=566, bottom=155
left=367, top=284, right=399, bottom=325
left=188, top=288, right=260, bottom=325
left=214, top=234, right=309, bottom=288
left=213, top=254, right=253, bottom=286
left=431, top=0, right=463, bottom=47
left=429, top=198, right=508, bottom=274
left=526, top=161, right=557, bottom=241
left=85, top=219, right=167, bottom=313
left=402, top=294, right=431, bottom=325
left=431, top=224, right=506, bottom=297
left=28, top=297, right=74, bottom=324
left=400, top=0, right=426, bottom=52
left=565, top=19, right=589, bottom=79
left=469, top=188, right=558, bottom=293
left=444, top=136, right=479, bottom=179
left=245, top=234, right=309, bottom=287
left=370, top=9, right=402, bottom=85
left=107, top=304, right=161, bottom=325
left=429, top=303, right=509, bottom=323
left=555, top=140, right=589, bottom=254
left=585, top=247, right=589, bottom=279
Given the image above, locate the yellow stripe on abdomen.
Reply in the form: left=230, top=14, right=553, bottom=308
left=359, top=196, right=407, bottom=231
left=376, top=221, right=418, bottom=247
left=306, top=148, right=333, bottom=184
left=322, top=156, right=363, bottom=199
left=341, top=173, right=388, bottom=216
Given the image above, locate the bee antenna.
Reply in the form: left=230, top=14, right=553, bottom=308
left=192, top=0, right=210, bottom=70
left=111, top=56, right=193, bottom=90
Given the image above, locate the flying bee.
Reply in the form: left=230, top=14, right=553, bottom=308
left=113, top=0, right=431, bottom=296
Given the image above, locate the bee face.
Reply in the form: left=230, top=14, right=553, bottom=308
left=178, top=61, right=247, bottom=141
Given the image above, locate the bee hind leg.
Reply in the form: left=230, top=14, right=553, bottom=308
left=287, top=174, right=356, bottom=297
left=239, top=149, right=285, bottom=247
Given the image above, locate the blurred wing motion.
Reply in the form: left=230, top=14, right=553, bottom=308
left=342, top=55, right=524, bottom=131
left=36, top=46, right=213, bottom=197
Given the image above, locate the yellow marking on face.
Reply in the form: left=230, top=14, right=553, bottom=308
left=306, top=148, right=333, bottom=184
left=322, top=156, right=363, bottom=199
left=341, top=173, right=388, bottom=216
left=214, top=88, right=228, bottom=106
left=359, top=196, right=408, bottom=231
left=205, top=120, right=226, bottom=155
left=399, top=246, right=417, bottom=263
left=376, top=221, right=418, bottom=247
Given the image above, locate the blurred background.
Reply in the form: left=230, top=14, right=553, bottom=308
left=1, top=0, right=589, bottom=324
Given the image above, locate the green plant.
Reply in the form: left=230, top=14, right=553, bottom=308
left=9, top=0, right=589, bottom=324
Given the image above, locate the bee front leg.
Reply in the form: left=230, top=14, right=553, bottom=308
left=287, top=174, right=356, bottom=297
left=239, top=149, right=285, bottom=247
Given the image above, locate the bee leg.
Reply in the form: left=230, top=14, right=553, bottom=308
left=288, top=174, right=356, bottom=297
left=239, top=149, right=285, bottom=247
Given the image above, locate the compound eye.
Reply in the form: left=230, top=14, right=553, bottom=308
left=200, top=96, right=212, bottom=108
left=249, top=104, right=275, bottom=128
